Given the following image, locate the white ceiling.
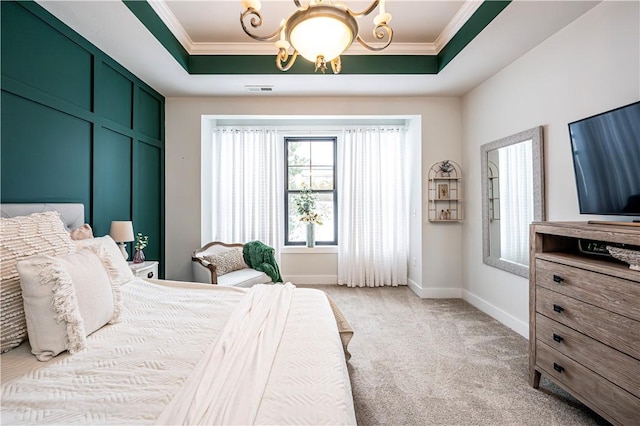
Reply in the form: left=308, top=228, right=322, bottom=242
left=37, top=1, right=600, bottom=98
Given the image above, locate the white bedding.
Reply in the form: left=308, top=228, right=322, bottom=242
left=1, top=278, right=356, bottom=425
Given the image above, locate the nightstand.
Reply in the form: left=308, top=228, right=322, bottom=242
left=128, top=261, right=159, bottom=280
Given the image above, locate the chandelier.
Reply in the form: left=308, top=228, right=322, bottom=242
left=240, top=0, right=393, bottom=74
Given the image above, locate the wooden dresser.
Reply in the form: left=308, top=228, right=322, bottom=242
left=529, top=222, right=640, bottom=425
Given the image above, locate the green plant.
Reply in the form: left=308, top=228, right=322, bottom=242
left=294, top=184, right=323, bottom=225
left=135, top=233, right=149, bottom=251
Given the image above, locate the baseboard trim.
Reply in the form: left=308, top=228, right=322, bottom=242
left=408, top=279, right=462, bottom=298
left=283, top=275, right=337, bottom=285
left=462, top=290, right=529, bottom=338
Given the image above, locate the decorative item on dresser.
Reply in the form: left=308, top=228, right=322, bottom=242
left=529, top=222, right=640, bottom=425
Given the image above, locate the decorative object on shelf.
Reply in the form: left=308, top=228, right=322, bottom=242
left=133, top=233, right=149, bottom=264
left=109, top=221, right=134, bottom=260
left=438, top=160, right=455, bottom=177
left=240, top=0, right=393, bottom=74
left=438, top=183, right=449, bottom=200
left=294, top=184, right=323, bottom=247
left=427, top=160, right=462, bottom=222
left=606, top=246, right=640, bottom=271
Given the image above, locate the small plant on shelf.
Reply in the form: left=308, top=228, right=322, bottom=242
left=439, top=160, right=454, bottom=176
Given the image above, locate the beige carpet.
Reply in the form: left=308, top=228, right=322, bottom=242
left=304, top=285, right=608, bottom=426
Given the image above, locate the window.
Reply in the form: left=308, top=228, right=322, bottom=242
left=285, top=137, right=337, bottom=245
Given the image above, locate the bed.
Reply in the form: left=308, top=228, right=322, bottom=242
left=0, top=204, right=356, bottom=425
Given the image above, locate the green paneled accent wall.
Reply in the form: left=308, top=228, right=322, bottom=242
left=137, top=88, right=162, bottom=139
left=93, top=128, right=133, bottom=237
left=1, top=92, right=92, bottom=212
left=134, top=142, right=162, bottom=263
left=2, top=2, right=92, bottom=109
left=96, top=63, right=134, bottom=129
left=1, top=1, right=165, bottom=276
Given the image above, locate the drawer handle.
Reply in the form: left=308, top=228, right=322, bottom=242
left=552, top=274, right=564, bottom=283
left=553, top=363, right=564, bottom=373
left=147, top=271, right=154, bottom=279
left=553, top=304, right=564, bottom=313
left=552, top=334, right=564, bottom=343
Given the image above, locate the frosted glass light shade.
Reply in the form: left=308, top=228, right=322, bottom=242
left=286, top=6, right=357, bottom=63
left=290, top=16, right=353, bottom=62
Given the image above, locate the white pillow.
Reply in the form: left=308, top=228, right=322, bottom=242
left=16, top=249, right=122, bottom=361
left=75, top=236, right=134, bottom=286
left=0, top=211, right=76, bottom=353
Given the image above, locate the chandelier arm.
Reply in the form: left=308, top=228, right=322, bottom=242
left=240, top=9, right=283, bottom=41
left=277, top=48, right=299, bottom=71
left=293, top=0, right=302, bottom=7
left=355, top=24, right=393, bottom=51
left=346, top=0, right=380, bottom=17
left=330, top=57, right=342, bottom=74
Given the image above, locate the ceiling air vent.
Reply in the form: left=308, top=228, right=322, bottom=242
left=245, top=85, right=274, bottom=93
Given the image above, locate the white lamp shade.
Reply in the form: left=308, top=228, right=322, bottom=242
left=109, top=221, right=134, bottom=243
left=289, top=15, right=354, bottom=62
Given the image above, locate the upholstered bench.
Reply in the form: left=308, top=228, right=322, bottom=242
left=191, top=241, right=272, bottom=287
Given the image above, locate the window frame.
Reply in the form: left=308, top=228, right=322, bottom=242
left=284, top=136, right=338, bottom=246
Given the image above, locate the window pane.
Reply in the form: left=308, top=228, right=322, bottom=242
left=285, top=137, right=336, bottom=245
left=288, top=141, right=310, bottom=166
left=287, top=192, right=335, bottom=242
left=288, top=167, right=310, bottom=190
left=315, top=194, right=335, bottom=241
left=310, top=166, right=334, bottom=190
left=311, top=141, right=334, bottom=166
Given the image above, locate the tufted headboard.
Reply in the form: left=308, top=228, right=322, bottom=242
left=0, top=203, right=85, bottom=231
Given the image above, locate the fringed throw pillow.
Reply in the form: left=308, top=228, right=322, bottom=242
left=0, top=211, right=75, bottom=353
left=16, top=249, right=122, bottom=361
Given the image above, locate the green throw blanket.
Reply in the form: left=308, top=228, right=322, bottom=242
left=243, top=241, right=283, bottom=283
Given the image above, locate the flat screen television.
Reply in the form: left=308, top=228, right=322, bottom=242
left=568, top=101, right=640, bottom=217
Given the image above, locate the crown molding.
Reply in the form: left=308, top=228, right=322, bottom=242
left=147, top=0, right=473, bottom=56
left=189, top=42, right=437, bottom=56
left=434, top=0, right=484, bottom=52
left=147, top=0, right=194, bottom=52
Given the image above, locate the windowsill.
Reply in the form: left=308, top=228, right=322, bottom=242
left=280, top=246, right=338, bottom=254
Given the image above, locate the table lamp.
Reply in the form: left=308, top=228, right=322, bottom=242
left=109, top=221, right=134, bottom=260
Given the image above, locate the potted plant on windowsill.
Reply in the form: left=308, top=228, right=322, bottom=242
left=294, top=184, right=323, bottom=248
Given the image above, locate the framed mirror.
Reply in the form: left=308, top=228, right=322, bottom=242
left=481, top=126, right=545, bottom=277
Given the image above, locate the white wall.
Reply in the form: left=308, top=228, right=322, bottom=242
left=461, top=1, right=640, bottom=337
left=165, top=96, right=462, bottom=293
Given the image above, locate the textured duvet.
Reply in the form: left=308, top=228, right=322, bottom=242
left=1, top=278, right=356, bottom=425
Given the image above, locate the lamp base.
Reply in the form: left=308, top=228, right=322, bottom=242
left=117, top=242, right=128, bottom=260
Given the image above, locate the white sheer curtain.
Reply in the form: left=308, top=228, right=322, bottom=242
left=337, top=127, right=409, bottom=287
left=211, top=128, right=283, bottom=258
left=499, top=139, right=533, bottom=265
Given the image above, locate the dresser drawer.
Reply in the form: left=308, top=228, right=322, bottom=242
left=536, top=341, right=640, bottom=425
left=536, top=259, right=640, bottom=321
left=536, top=286, right=640, bottom=360
left=536, top=313, right=640, bottom=398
